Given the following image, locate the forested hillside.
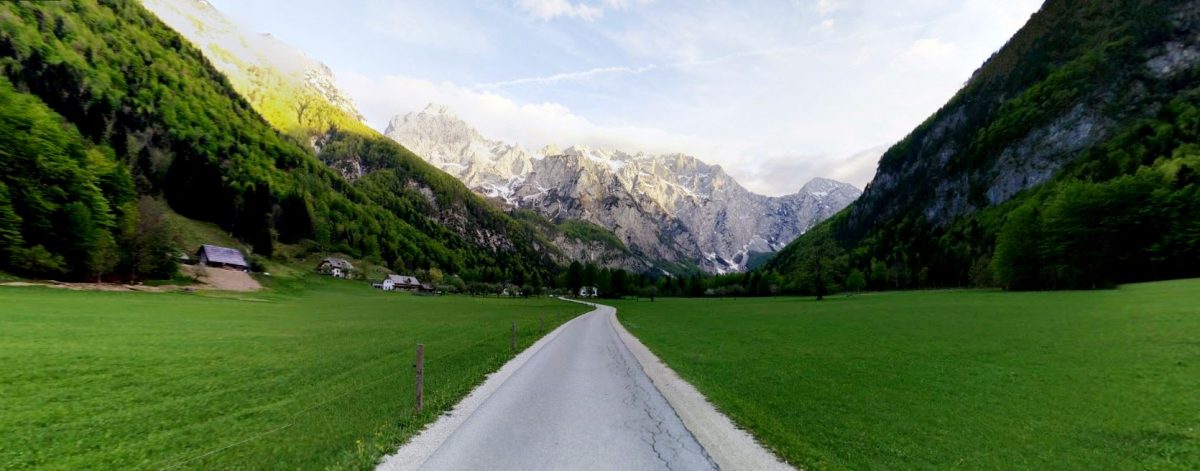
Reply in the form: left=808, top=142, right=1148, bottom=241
left=0, top=0, right=554, bottom=282
left=141, top=0, right=373, bottom=140
left=768, top=0, right=1200, bottom=291
left=141, top=0, right=645, bottom=279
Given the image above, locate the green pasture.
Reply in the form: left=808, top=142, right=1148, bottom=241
left=613, top=279, right=1200, bottom=470
left=0, top=278, right=586, bottom=470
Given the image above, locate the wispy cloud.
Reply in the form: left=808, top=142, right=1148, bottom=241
left=477, top=15, right=952, bottom=91
left=362, top=1, right=495, bottom=54
left=814, top=0, right=850, bottom=17
left=515, top=0, right=602, bottom=21
left=228, top=0, right=1047, bottom=195
left=340, top=70, right=717, bottom=157
left=513, top=0, right=652, bottom=21
left=476, top=64, right=659, bottom=88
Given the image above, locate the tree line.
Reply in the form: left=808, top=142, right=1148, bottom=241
left=0, top=1, right=554, bottom=283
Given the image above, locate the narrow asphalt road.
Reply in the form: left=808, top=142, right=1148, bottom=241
left=418, top=302, right=717, bottom=470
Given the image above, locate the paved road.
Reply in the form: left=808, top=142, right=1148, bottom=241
left=419, top=303, right=717, bottom=471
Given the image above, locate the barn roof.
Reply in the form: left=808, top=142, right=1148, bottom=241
left=198, top=244, right=248, bottom=268
left=386, top=274, right=421, bottom=285
left=321, top=258, right=354, bottom=270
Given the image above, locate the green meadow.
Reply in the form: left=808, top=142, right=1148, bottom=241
left=0, top=278, right=586, bottom=470
left=613, top=279, right=1200, bottom=470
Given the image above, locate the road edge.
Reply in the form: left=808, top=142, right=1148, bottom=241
left=375, top=307, right=590, bottom=471
left=593, top=299, right=797, bottom=471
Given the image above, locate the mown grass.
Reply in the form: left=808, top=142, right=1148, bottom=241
left=0, top=277, right=587, bottom=470
left=612, top=279, right=1200, bottom=470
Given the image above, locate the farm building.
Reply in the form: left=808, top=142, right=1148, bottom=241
left=374, top=274, right=423, bottom=291
left=316, top=258, right=355, bottom=278
left=196, top=244, right=249, bottom=271
left=579, top=286, right=599, bottom=298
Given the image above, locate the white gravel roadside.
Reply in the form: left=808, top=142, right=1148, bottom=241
left=603, top=300, right=797, bottom=471
left=376, top=297, right=796, bottom=471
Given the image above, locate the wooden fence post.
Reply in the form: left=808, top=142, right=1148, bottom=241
left=511, top=320, right=517, bottom=353
left=415, top=344, right=425, bottom=413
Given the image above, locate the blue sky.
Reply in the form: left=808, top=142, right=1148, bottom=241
left=208, top=0, right=1043, bottom=195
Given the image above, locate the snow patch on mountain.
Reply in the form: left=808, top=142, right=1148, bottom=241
left=385, top=105, right=862, bottom=273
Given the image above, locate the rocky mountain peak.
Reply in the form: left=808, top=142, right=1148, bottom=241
left=385, top=105, right=862, bottom=274
left=798, top=177, right=859, bottom=197
left=386, top=104, right=484, bottom=149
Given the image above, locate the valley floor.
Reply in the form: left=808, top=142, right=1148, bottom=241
left=0, top=277, right=587, bottom=470
left=611, top=279, right=1200, bottom=470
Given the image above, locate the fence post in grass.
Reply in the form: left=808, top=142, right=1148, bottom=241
left=415, top=344, right=425, bottom=414
left=511, top=320, right=517, bottom=353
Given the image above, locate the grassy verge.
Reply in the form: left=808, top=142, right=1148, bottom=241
left=612, top=279, right=1200, bottom=470
left=0, top=278, right=587, bottom=470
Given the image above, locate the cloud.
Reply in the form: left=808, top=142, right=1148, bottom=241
left=514, top=0, right=603, bottom=21
left=206, top=0, right=1043, bottom=197
left=476, top=64, right=659, bottom=88
left=905, top=38, right=958, bottom=62
left=340, top=70, right=716, bottom=155
left=814, top=0, right=849, bottom=17
left=327, top=0, right=1042, bottom=196
left=512, top=0, right=653, bottom=21
left=734, top=146, right=885, bottom=195
left=602, top=0, right=654, bottom=9
left=826, top=146, right=888, bottom=188
left=339, top=68, right=890, bottom=195
left=363, top=1, right=495, bottom=54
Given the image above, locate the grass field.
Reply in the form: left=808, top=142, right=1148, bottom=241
left=612, top=279, right=1200, bottom=470
left=0, top=277, right=587, bottom=470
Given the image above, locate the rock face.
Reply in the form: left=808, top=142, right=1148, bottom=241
left=387, top=105, right=861, bottom=273
left=850, top=1, right=1200, bottom=235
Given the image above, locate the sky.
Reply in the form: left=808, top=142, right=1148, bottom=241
left=207, top=0, right=1043, bottom=195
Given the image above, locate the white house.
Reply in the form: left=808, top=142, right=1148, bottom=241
left=316, top=258, right=354, bottom=278
left=375, top=274, right=423, bottom=291
left=579, top=286, right=598, bottom=298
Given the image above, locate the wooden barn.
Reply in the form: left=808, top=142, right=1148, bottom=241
left=196, top=244, right=249, bottom=271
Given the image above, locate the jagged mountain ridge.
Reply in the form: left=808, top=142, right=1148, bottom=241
left=386, top=105, right=861, bottom=273
left=140, top=0, right=665, bottom=276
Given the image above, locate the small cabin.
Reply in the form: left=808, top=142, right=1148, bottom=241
left=316, top=258, right=355, bottom=278
left=579, top=286, right=599, bottom=298
left=196, top=244, right=249, bottom=271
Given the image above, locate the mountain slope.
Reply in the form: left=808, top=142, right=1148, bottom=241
left=141, top=0, right=370, bottom=137
left=386, top=105, right=862, bottom=274
left=0, top=0, right=555, bottom=282
left=768, top=0, right=1200, bottom=290
left=140, top=0, right=640, bottom=279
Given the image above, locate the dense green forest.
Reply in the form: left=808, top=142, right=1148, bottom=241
left=766, top=0, right=1200, bottom=292
left=0, top=0, right=555, bottom=282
